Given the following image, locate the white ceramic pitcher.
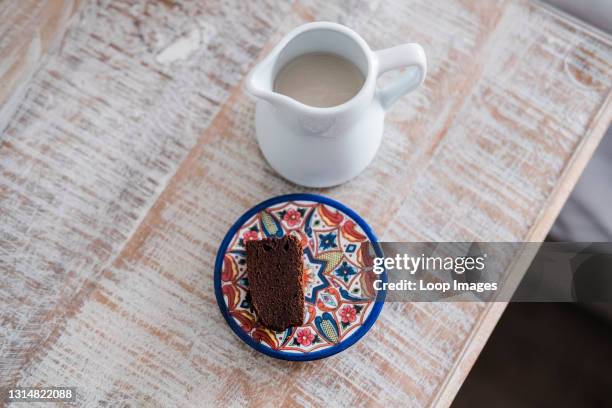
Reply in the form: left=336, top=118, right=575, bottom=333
left=246, top=22, right=427, bottom=188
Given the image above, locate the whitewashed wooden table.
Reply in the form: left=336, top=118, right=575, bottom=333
left=1, top=0, right=611, bottom=406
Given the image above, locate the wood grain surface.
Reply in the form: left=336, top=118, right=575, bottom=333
left=1, top=0, right=611, bottom=406
left=0, top=0, right=80, bottom=132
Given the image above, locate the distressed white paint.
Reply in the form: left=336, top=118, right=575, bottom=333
left=0, top=0, right=611, bottom=407
left=155, top=28, right=202, bottom=65
left=0, top=0, right=79, bottom=132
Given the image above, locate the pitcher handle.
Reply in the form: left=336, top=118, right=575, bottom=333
left=375, top=43, right=427, bottom=110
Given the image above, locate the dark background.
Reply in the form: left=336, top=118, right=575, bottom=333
left=453, top=303, right=612, bottom=407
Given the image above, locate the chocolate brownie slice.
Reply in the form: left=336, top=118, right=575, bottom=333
left=246, top=235, right=304, bottom=331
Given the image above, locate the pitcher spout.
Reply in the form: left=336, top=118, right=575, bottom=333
left=246, top=55, right=278, bottom=105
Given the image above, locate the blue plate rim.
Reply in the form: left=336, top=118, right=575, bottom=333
left=213, top=193, right=387, bottom=361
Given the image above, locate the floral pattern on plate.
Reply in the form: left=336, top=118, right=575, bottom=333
left=216, top=196, right=384, bottom=359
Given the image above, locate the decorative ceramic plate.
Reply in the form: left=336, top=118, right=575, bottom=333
left=214, top=194, right=386, bottom=361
